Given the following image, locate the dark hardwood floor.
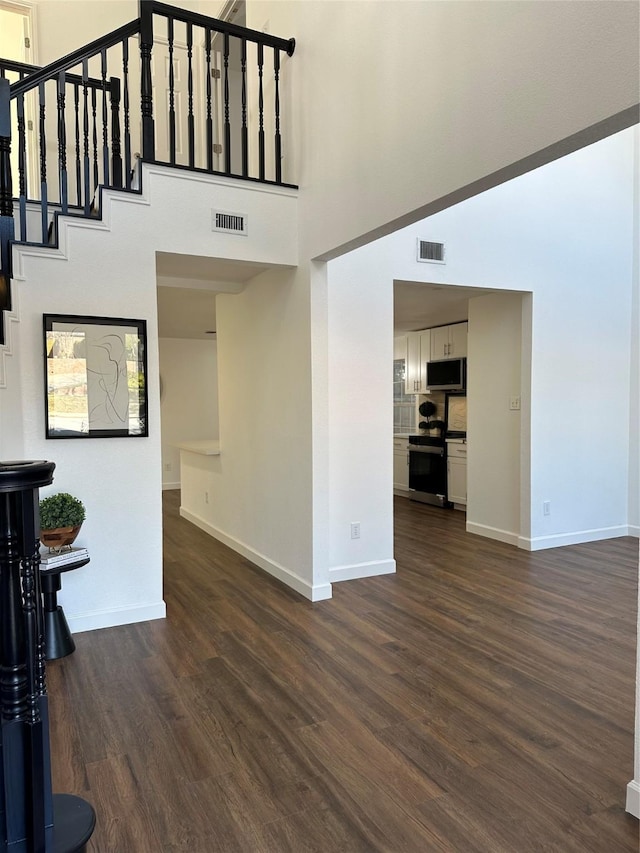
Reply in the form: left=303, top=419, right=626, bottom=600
left=47, top=492, right=639, bottom=851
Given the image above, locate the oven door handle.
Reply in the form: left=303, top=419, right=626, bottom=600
left=409, top=446, right=444, bottom=456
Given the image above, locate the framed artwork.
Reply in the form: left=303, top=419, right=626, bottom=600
left=43, top=314, right=148, bottom=439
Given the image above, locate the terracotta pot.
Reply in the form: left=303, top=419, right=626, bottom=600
left=40, top=524, right=82, bottom=552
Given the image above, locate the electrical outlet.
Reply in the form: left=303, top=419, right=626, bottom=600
left=164, top=462, right=172, bottom=472
left=205, top=491, right=209, bottom=504
left=543, top=501, right=551, bottom=516
left=350, top=522, right=361, bottom=540
left=509, top=396, right=521, bottom=411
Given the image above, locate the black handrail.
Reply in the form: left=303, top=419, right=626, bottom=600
left=10, top=19, right=141, bottom=98
left=0, top=58, right=39, bottom=76
left=149, top=0, right=295, bottom=56
left=0, top=57, right=113, bottom=92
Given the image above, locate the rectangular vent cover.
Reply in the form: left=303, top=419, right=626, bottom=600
left=417, top=239, right=445, bottom=264
left=212, top=210, right=248, bottom=235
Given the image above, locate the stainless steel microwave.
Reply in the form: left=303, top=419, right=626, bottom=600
left=426, top=358, right=466, bottom=391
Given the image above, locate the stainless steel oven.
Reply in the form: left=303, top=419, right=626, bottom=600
left=408, top=435, right=449, bottom=506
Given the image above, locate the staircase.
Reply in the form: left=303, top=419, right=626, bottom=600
left=0, top=0, right=296, bottom=352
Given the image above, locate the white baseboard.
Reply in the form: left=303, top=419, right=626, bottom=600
left=627, top=524, right=640, bottom=538
left=626, top=780, right=640, bottom=819
left=519, top=525, right=630, bottom=551
left=67, top=600, right=167, bottom=634
left=466, top=521, right=519, bottom=547
left=180, top=507, right=332, bottom=602
left=162, top=481, right=180, bottom=491
left=329, top=559, right=396, bottom=583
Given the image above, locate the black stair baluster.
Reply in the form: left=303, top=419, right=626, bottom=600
left=140, top=0, right=155, bottom=161
left=74, top=83, right=81, bottom=207
left=38, top=82, right=48, bottom=244
left=0, top=77, right=14, bottom=293
left=258, top=42, right=265, bottom=181
left=187, top=22, right=194, bottom=168
left=109, top=76, right=122, bottom=188
left=274, top=48, right=281, bottom=184
left=205, top=27, right=212, bottom=172
left=91, top=85, right=98, bottom=197
left=100, top=48, right=109, bottom=186
left=168, top=17, right=175, bottom=165
left=56, top=71, right=68, bottom=215
left=223, top=32, right=230, bottom=174
left=241, top=38, right=248, bottom=177
left=17, top=93, right=27, bottom=241
left=82, top=60, right=90, bottom=215
left=122, top=38, right=131, bottom=189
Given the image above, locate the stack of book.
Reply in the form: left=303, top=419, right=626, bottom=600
left=39, top=546, right=89, bottom=569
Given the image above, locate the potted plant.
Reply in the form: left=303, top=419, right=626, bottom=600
left=39, top=492, right=86, bottom=552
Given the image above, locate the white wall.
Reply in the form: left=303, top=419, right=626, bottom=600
left=466, top=292, right=526, bottom=546
left=159, top=337, right=219, bottom=489
left=326, top=252, right=395, bottom=583
left=179, top=263, right=326, bottom=599
left=0, top=164, right=297, bottom=631
left=248, top=0, right=639, bottom=260
left=33, top=0, right=208, bottom=63
left=323, top=127, right=636, bottom=579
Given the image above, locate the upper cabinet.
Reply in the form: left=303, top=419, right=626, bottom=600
left=405, top=330, right=431, bottom=394
left=394, top=335, right=408, bottom=361
left=430, top=322, right=468, bottom=360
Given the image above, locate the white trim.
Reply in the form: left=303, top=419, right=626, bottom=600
left=0, top=282, right=19, bottom=389
left=329, top=559, right=396, bottom=583
left=519, top=525, right=631, bottom=551
left=627, top=524, right=640, bottom=538
left=180, top=507, right=331, bottom=602
left=162, top=481, right=180, bottom=491
left=142, top=162, right=298, bottom=199
left=626, top=780, right=640, bottom=819
left=466, top=521, right=519, bottom=547
left=66, top=601, right=166, bottom=634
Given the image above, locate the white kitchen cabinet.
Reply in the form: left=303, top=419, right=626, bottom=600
left=431, top=322, right=468, bottom=360
left=405, top=329, right=432, bottom=394
left=393, top=438, right=410, bottom=493
left=446, top=440, right=467, bottom=506
left=394, top=335, right=408, bottom=361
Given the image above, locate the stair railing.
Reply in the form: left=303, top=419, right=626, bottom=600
left=0, top=0, right=295, bottom=344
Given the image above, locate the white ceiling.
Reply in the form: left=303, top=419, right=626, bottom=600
left=393, top=281, right=499, bottom=332
left=156, top=252, right=275, bottom=340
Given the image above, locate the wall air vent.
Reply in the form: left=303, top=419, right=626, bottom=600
left=417, top=239, right=445, bottom=264
left=212, top=210, right=248, bottom=235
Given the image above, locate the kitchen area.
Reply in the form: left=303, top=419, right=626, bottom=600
left=394, top=320, right=468, bottom=510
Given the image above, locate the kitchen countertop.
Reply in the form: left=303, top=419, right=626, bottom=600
left=175, top=440, right=221, bottom=456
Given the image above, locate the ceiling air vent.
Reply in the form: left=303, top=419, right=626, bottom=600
left=212, top=210, right=248, bottom=235
left=417, top=239, right=445, bottom=264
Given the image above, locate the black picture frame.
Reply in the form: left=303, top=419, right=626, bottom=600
left=43, top=314, right=148, bottom=439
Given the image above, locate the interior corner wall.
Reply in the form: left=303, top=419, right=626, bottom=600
left=466, top=293, right=523, bottom=545
left=179, top=265, right=323, bottom=599
left=159, top=337, right=219, bottom=489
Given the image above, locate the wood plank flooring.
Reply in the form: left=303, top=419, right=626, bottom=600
left=47, top=492, right=639, bottom=851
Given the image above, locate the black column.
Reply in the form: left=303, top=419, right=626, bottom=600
left=0, top=461, right=95, bottom=853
